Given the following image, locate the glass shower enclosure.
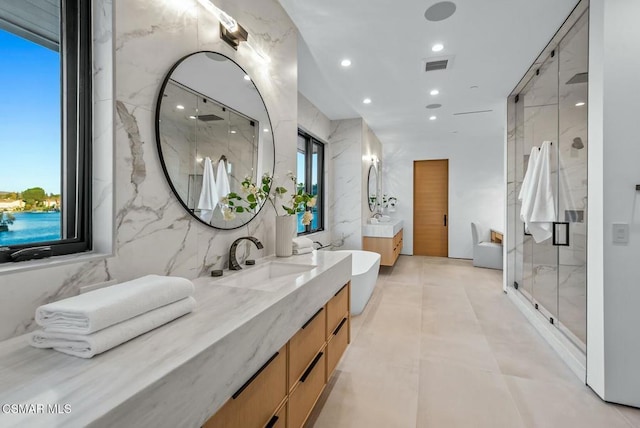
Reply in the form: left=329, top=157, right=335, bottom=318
left=506, top=6, right=588, bottom=351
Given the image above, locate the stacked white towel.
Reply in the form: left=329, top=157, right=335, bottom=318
left=30, top=275, right=196, bottom=358
left=292, top=237, right=314, bottom=255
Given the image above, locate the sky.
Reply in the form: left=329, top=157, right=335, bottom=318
left=0, top=29, right=61, bottom=195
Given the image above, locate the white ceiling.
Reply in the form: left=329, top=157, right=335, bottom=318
left=279, top=0, right=579, bottom=144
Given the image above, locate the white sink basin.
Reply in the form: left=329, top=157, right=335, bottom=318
left=362, top=219, right=403, bottom=238
left=217, top=262, right=316, bottom=291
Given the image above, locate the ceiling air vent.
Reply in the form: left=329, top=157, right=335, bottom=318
left=197, top=114, right=224, bottom=122
left=425, top=59, right=448, bottom=72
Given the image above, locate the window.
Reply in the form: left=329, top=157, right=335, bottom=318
left=296, top=130, right=324, bottom=234
left=0, top=1, right=91, bottom=262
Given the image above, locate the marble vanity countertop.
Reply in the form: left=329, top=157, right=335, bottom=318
left=362, top=219, right=403, bottom=238
left=0, top=251, right=351, bottom=428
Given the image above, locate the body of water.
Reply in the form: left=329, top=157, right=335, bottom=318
left=0, top=212, right=61, bottom=246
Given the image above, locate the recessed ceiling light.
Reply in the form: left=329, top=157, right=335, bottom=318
left=363, top=98, right=372, bottom=104
left=432, top=43, right=444, bottom=52
left=176, top=105, right=185, bottom=110
left=244, top=75, right=251, bottom=81
left=575, top=102, right=586, bottom=107
left=341, top=59, right=352, bottom=67
left=429, top=116, right=437, bottom=121
left=230, top=130, right=237, bottom=134
left=425, top=1, right=457, bottom=22
left=430, top=89, right=440, bottom=96
left=189, top=115, right=196, bottom=120
left=263, top=128, right=269, bottom=132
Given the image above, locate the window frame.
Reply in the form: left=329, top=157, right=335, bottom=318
left=297, top=129, right=324, bottom=235
left=0, top=0, right=92, bottom=262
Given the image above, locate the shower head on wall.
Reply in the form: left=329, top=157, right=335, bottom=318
left=572, top=137, right=584, bottom=149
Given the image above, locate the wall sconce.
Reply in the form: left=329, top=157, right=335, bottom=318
left=198, top=0, right=269, bottom=63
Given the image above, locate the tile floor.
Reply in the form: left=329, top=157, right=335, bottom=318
left=306, top=256, right=640, bottom=428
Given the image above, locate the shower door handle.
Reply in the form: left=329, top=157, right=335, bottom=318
left=443, top=214, right=447, bottom=227
left=552, top=222, right=570, bottom=246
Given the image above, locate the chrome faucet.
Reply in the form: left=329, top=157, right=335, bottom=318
left=229, top=236, right=263, bottom=270
left=372, top=212, right=383, bottom=219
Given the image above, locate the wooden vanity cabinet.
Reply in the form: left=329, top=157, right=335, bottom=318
left=363, top=228, right=403, bottom=266
left=288, top=307, right=326, bottom=391
left=204, top=282, right=351, bottom=428
left=204, top=345, right=287, bottom=428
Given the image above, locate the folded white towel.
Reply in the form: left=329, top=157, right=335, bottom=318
left=30, top=297, right=196, bottom=358
left=35, top=275, right=195, bottom=335
left=293, top=247, right=313, bottom=255
left=292, top=237, right=313, bottom=249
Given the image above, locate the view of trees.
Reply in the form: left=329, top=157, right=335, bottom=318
left=0, top=187, right=60, bottom=211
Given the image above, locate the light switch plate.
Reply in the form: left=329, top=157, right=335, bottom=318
left=613, top=223, right=629, bottom=244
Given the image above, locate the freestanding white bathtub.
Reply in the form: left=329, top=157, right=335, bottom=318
left=333, top=250, right=381, bottom=315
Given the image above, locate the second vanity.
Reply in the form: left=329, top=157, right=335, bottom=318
left=362, top=219, right=404, bottom=266
left=0, top=251, right=351, bottom=428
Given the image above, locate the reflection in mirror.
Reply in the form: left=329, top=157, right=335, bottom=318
left=367, top=164, right=378, bottom=212
left=156, top=52, right=275, bottom=229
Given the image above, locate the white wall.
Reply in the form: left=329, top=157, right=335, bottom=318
left=588, top=0, right=640, bottom=407
left=383, top=133, right=504, bottom=259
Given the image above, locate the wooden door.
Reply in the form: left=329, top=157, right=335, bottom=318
left=413, top=160, right=448, bottom=257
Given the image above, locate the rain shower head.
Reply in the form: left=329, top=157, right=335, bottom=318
left=572, top=137, right=584, bottom=149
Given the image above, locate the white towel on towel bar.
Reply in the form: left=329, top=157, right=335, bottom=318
left=30, top=297, right=196, bottom=358
left=35, top=275, right=195, bottom=334
left=518, top=146, right=540, bottom=226
left=216, top=159, right=231, bottom=204
left=197, top=157, right=218, bottom=223
left=527, top=141, right=556, bottom=242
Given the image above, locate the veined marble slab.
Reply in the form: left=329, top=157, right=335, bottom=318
left=362, top=219, right=403, bottom=238
left=0, top=251, right=351, bottom=428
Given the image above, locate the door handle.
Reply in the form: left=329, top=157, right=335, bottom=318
left=443, top=214, right=447, bottom=227
left=552, top=222, right=570, bottom=246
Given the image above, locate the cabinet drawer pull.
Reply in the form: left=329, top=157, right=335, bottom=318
left=301, top=307, right=323, bottom=329
left=334, top=283, right=347, bottom=297
left=265, top=415, right=279, bottom=428
left=333, top=317, right=347, bottom=336
left=232, top=352, right=279, bottom=399
left=300, top=352, right=323, bottom=383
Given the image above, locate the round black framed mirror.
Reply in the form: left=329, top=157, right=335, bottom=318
left=367, top=164, right=378, bottom=212
left=155, top=52, right=275, bottom=229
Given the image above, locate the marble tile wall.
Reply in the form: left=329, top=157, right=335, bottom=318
left=0, top=0, right=297, bottom=341
left=328, top=118, right=363, bottom=250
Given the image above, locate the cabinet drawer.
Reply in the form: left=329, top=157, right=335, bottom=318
left=289, top=351, right=326, bottom=428
left=327, top=283, right=349, bottom=338
left=289, top=307, right=326, bottom=390
left=326, top=316, right=349, bottom=379
left=264, top=403, right=286, bottom=428
left=205, top=345, right=287, bottom=428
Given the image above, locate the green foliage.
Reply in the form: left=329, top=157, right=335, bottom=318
left=219, top=173, right=317, bottom=225
left=22, top=187, right=46, bottom=202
